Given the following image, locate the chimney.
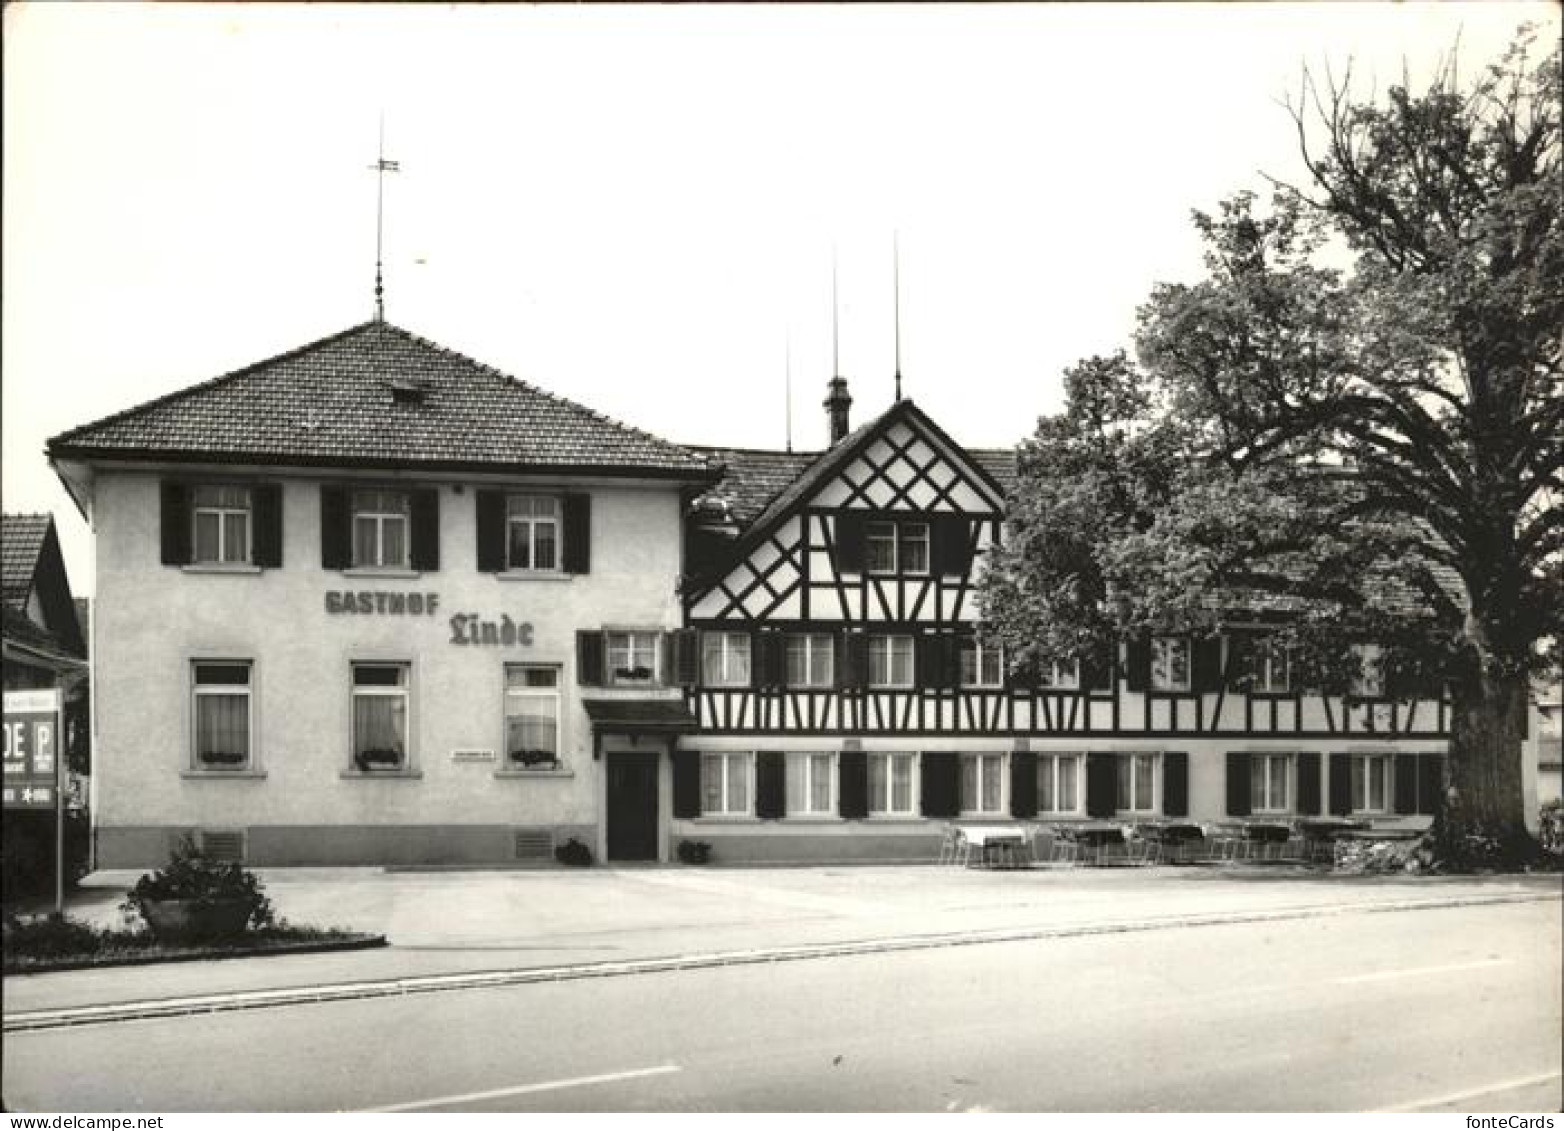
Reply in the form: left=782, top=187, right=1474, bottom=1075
left=824, top=377, right=853, bottom=445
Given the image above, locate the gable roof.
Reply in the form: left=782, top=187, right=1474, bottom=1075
left=684, top=446, right=824, bottom=528
left=2, top=513, right=51, bottom=609
left=48, top=320, right=717, bottom=481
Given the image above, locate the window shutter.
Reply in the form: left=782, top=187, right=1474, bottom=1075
left=1226, top=633, right=1255, bottom=690
left=1297, top=752, right=1322, bottom=816
left=1163, top=752, right=1189, bottom=818
left=754, top=631, right=783, bottom=689
left=1328, top=753, right=1353, bottom=816
left=562, top=493, right=591, bottom=574
left=672, top=750, right=701, bottom=818
left=475, top=490, right=506, bottom=572
left=160, top=482, right=191, bottom=565
left=251, top=483, right=283, bottom=568
left=320, top=485, right=350, bottom=570
left=838, top=749, right=868, bottom=818
left=1393, top=754, right=1419, bottom=815
left=1081, top=643, right=1113, bottom=692
left=575, top=630, right=604, bottom=687
left=410, top=488, right=440, bottom=571
left=917, top=636, right=948, bottom=689
left=1125, top=634, right=1151, bottom=692
left=920, top=752, right=960, bottom=818
left=755, top=752, right=786, bottom=819
left=1418, top=754, right=1443, bottom=816
left=834, top=511, right=866, bottom=573
left=1085, top=753, right=1117, bottom=818
left=1009, top=751, right=1038, bottom=818
left=673, top=628, right=700, bottom=687
left=841, top=631, right=868, bottom=689
left=1225, top=751, right=1252, bottom=817
left=1194, top=637, right=1223, bottom=692
left=935, top=514, right=972, bottom=577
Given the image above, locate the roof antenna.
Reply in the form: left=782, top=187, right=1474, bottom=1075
left=893, top=231, right=903, bottom=403
left=785, top=329, right=794, bottom=454
left=831, top=245, right=841, bottom=378
left=369, top=114, right=401, bottom=321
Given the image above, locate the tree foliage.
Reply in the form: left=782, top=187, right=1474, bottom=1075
left=981, top=28, right=1561, bottom=866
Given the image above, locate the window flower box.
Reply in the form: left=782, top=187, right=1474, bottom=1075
left=509, top=748, right=562, bottom=770
left=198, top=750, right=248, bottom=768
left=354, top=748, right=405, bottom=771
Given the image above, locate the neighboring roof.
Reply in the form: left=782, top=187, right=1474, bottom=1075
left=48, top=321, right=716, bottom=480
left=1, top=604, right=85, bottom=669
left=971, top=449, right=1018, bottom=497
left=581, top=698, right=699, bottom=733
left=684, top=447, right=824, bottom=528
left=2, top=514, right=51, bottom=609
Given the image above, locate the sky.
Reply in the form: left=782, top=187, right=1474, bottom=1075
left=3, top=2, right=1556, bottom=594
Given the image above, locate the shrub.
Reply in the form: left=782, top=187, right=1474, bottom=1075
left=1540, top=800, right=1563, bottom=858
left=553, top=838, right=593, bottom=866
left=676, top=839, right=712, bottom=864
left=120, top=836, right=275, bottom=931
left=0, top=911, right=117, bottom=958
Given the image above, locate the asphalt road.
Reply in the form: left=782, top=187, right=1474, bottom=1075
left=4, top=900, right=1559, bottom=1113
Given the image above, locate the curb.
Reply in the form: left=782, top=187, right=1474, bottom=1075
left=4, top=890, right=1556, bottom=1033
left=3, top=934, right=388, bottom=977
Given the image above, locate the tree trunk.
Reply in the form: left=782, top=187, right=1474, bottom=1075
left=1433, top=668, right=1538, bottom=867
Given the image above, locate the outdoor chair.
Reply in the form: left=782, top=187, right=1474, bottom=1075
left=937, top=823, right=971, bottom=866
left=1047, top=825, right=1080, bottom=865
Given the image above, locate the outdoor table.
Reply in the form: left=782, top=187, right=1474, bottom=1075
left=957, top=825, right=1030, bottom=869
left=1137, top=821, right=1205, bottom=863
left=1295, top=817, right=1370, bottom=862
left=1069, top=822, right=1129, bottom=864
left=1241, top=820, right=1296, bottom=860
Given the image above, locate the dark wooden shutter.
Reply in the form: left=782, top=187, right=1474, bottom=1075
left=562, top=493, right=591, bottom=574
left=838, top=749, right=869, bottom=818
left=934, top=514, right=973, bottom=577
left=920, top=752, right=960, bottom=818
left=1125, top=634, right=1152, bottom=692
left=160, top=482, right=191, bottom=565
left=1328, top=753, right=1353, bottom=816
left=755, top=752, right=786, bottom=819
left=1081, top=643, right=1113, bottom=692
left=1418, top=754, right=1444, bottom=816
left=1297, top=752, right=1322, bottom=816
left=918, top=636, right=949, bottom=689
left=576, top=630, right=604, bottom=687
left=1010, top=751, right=1038, bottom=818
left=754, top=631, right=784, bottom=689
left=1085, top=753, right=1118, bottom=817
left=410, top=488, right=440, bottom=571
left=1194, top=637, right=1223, bottom=692
left=320, top=485, right=350, bottom=569
left=673, top=628, right=699, bottom=687
left=1226, top=633, right=1255, bottom=690
left=1393, top=754, right=1419, bottom=815
left=841, top=631, right=868, bottom=689
left=251, top=483, right=282, bottom=568
left=475, top=489, right=506, bottom=572
left=1226, top=751, right=1252, bottom=817
left=834, top=511, right=866, bottom=573
left=1163, top=752, right=1189, bottom=817
left=672, top=750, right=701, bottom=818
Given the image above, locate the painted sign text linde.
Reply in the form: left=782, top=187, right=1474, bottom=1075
left=325, top=591, right=441, bottom=616
left=450, top=614, right=534, bottom=647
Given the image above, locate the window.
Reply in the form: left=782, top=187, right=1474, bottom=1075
left=1116, top=752, right=1157, bottom=813
left=1350, top=645, right=1384, bottom=698
left=865, top=521, right=930, bottom=575
left=1037, top=754, right=1080, bottom=814
left=191, top=486, right=251, bottom=565
left=607, top=631, right=660, bottom=686
left=1250, top=753, right=1291, bottom=813
left=868, top=635, right=914, bottom=688
left=960, top=753, right=1004, bottom=814
left=192, top=661, right=251, bottom=769
left=868, top=752, right=917, bottom=815
left=1151, top=637, right=1191, bottom=692
left=1352, top=754, right=1393, bottom=813
left=960, top=640, right=1005, bottom=688
left=785, top=752, right=835, bottom=815
left=352, top=663, right=410, bottom=771
left=504, top=665, right=560, bottom=768
left=1254, top=639, right=1291, bottom=693
left=352, top=490, right=410, bottom=569
left=702, top=632, right=751, bottom=687
left=1038, top=657, right=1081, bottom=690
left=702, top=753, right=751, bottom=816
left=786, top=634, right=834, bottom=688
left=506, top=495, right=559, bottom=571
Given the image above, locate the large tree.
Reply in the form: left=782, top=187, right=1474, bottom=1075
left=981, top=30, right=1561, bottom=866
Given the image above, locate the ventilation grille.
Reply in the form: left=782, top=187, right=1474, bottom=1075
left=199, top=829, right=246, bottom=863
left=513, top=828, right=555, bottom=861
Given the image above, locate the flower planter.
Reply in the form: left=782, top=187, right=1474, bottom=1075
left=141, top=898, right=254, bottom=942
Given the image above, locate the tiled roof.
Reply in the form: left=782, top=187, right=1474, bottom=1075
left=684, top=446, right=823, bottom=527
left=48, top=321, right=716, bottom=479
left=1, top=603, right=82, bottom=665
left=971, top=449, right=1018, bottom=497
left=2, top=514, right=51, bottom=609
left=581, top=698, right=699, bottom=732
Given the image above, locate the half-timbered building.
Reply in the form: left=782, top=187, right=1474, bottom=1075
left=672, top=389, right=1455, bottom=862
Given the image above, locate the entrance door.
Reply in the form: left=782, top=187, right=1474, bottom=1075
left=605, top=751, right=660, bottom=861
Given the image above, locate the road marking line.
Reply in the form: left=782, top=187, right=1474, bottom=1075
left=1377, top=1070, right=1563, bottom=1112
left=362, top=1064, right=683, bottom=1112
left=1334, top=957, right=1512, bottom=984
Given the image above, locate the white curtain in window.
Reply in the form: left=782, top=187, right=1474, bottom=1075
left=196, top=694, right=248, bottom=759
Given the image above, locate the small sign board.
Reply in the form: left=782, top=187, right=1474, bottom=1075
left=452, top=748, right=497, bottom=763
left=4, top=688, right=62, bottom=810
